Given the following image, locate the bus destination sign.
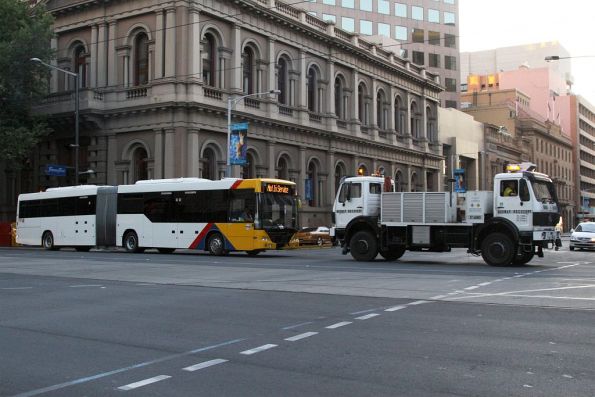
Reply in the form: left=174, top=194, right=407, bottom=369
left=265, top=183, right=291, bottom=194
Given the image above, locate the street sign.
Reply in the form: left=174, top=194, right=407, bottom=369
left=44, top=164, right=67, bottom=177
left=231, top=122, right=249, bottom=131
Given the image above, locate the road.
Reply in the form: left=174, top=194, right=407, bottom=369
left=1, top=244, right=594, bottom=396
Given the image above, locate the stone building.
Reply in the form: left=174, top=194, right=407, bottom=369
left=5, top=0, right=444, bottom=225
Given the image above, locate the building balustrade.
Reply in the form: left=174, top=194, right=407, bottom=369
left=203, top=86, right=224, bottom=101
left=336, top=119, right=347, bottom=129
left=278, top=105, right=294, bottom=116
left=244, top=97, right=261, bottom=109
left=309, top=112, right=322, bottom=123
left=126, top=87, right=147, bottom=99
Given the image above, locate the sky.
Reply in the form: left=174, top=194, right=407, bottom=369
left=459, top=0, right=595, bottom=105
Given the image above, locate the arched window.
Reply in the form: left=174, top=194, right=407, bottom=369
left=395, top=170, right=403, bottom=192
left=335, top=162, right=346, bottom=193
left=277, top=156, right=289, bottom=180
left=132, top=147, right=148, bottom=182
left=307, top=160, right=319, bottom=206
left=242, top=152, right=256, bottom=179
left=242, top=46, right=255, bottom=94
left=410, top=101, right=418, bottom=138
left=377, top=90, right=387, bottom=129
left=74, top=45, right=87, bottom=88
left=426, top=171, right=434, bottom=191
left=203, top=33, right=217, bottom=87
left=394, top=96, right=402, bottom=133
left=202, top=147, right=216, bottom=180
left=307, top=66, right=318, bottom=112
left=277, top=58, right=288, bottom=105
left=334, top=76, right=343, bottom=119
left=358, top=83, right=366, bottom=124
left=134, top=33, right=149, bottom=86
left=426, top=106, right=435, bottom=141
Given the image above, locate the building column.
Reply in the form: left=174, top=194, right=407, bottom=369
left=406, top=164, right=412, bottom=192
left=268, top=38, right=275, bottom=92
left=107, top=21, right=117, bottom=87
left=188, top=8, right=201, bottom=81
left=267, top=140, right=275, bottom=178
left=106, top=134, right=117, bottom=185
left=50, top=37, right=59, bottom=92
left=164, top=128, right=175, bottom=178
left=404, top=92, right=411, bottom=137
left=421, top=97, right=428, bottom=140
left=327, top=59, right=335, bottom=117
left=231, top=24, right=242, bottom=92
left=352, top=155, right=360, bottom=175
left=97, top=23, right=107, bottom=87
left=154, top=10, right=164, bottom=79
left=154, top=129, right=164, bottom=179
left=421, top=167, right=428, bottom=192
left=123, top=55, right=130, bottom=87
left=89, top=26, right=98, bottom=88
left=187, top=129, right=200, bottom=177
left=371, top=79, right=378, bottom=129
left=164, top=7, right=176, bottom=78
left=299, top=49, right=307, bottom=109
left=299, top=147, right=306, bottom=202
left=327, top=151, right=335, bottom=206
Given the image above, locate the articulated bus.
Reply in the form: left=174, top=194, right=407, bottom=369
left=16, top=178, right=299, bottom=256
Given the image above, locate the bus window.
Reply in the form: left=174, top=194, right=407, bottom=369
left=229, top=190, right=256, bottom=222
left=144, top=192, right=174, bottom=222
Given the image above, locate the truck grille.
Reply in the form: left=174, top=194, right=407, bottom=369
left=533, top=212, right=560, bottom=227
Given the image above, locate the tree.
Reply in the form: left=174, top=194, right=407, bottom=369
left=0, top=0, right=54, bottom=168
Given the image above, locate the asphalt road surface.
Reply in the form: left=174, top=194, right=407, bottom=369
left=1, top=244, right=594, bottom=396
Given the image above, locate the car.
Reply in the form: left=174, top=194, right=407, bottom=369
left=295, top=226, right=332, bottom=246
left=569, top=222, right=595, bottom=251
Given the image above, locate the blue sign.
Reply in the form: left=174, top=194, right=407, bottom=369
left=454, top=168, right=466, bottom=193
left=44, top=164, right=67, bottom=177
left=231, top=122, right=249, bottom=131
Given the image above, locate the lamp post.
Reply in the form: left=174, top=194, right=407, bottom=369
left=545, top=55, right=595, bottom=61
left=226, top=89, right=281, bottom=177
left=30, top=57, right=80, bottom=183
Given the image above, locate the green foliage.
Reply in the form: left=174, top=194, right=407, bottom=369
left=0, top=0, right=54, bottom=168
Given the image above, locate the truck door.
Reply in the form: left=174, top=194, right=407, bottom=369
left=495, top=178, right=531, bottom=228
left=335, top=182, right=363, bottom=228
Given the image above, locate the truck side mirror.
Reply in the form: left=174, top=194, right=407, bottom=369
left=346, top=184, right=351, bottom=201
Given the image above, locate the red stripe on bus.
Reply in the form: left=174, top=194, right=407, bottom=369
left=189, top=223, right=213, bottom=249
left=230, top=180, right=242, bottom=190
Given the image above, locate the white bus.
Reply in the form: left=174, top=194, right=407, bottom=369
left=16, top=178, right=298, bottom=256
left=16, top=185, right=117, bottom=251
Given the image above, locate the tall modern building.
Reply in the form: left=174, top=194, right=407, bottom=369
left=299, top=0, right=460, bottom=109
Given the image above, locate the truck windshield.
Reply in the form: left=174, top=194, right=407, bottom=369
left=258, top=193, right=298, bottom=230
left=532, top=180, right=557, bottom=203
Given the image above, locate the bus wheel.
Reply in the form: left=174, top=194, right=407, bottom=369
left=42, top=231, right=57, bottom=251
left=349, top=231, right=378, bottom=261
left=123, top=231, right=141, bottom=253
left=158, top=248, right=175, bottom=254
left=75, top=246, right=92, bottom=252
left=246, top=250, right=263, bottom=256
left=208, top=233, right=227, bottom=256
left=481, top=232, right=515, bottom=267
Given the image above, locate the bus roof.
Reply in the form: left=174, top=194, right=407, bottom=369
left=118, top=178, right=295, bottom=193
left=18, top=185, right=101, bottom=201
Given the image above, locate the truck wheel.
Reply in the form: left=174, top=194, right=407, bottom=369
left=208, top=233, right=227, bottom=256
left=512, top=250, right=534, bottom=266
left=123, top=231, right=142, bottom=253
left=379, top=247, right=406, bottom=261
left=350, top=231, right=378, bottom=261
left=481, top=232, right=515, bottom=267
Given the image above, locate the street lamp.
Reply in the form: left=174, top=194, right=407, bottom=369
left=226, top=89, right=281, bottom=177
left=30, top=57, right=80, bottom=183
left=545, top=55, right=595, bottom=61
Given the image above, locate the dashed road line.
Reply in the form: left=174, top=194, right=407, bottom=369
left=281, top=321, right=314, bottom=330
left=385, top=305, right=406, bottom=312
left=69, top=284, right=103, bottom=288
left=117, top=375, right=171, bottom=391
left=429, top=295, right=447, bottom=299
left=408, top=300, right=430, bottom=306
left=182, top=359, right=228, bottom=372
left=355, top=313, right=380, bottom=320
left=284, top=332, right=318, bottom=342
left=240, top=344, right=278, bottom=355
left=325, top=321, right=352, bottom=329
left=1, top=287, right=33, bottom=290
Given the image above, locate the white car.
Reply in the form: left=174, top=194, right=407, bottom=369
left=569, top=222, right=595, bottom=251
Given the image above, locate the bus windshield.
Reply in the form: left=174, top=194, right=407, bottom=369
left=532, top=179, right=558, bottom=204
left=258, top=192, right=298, bottom=230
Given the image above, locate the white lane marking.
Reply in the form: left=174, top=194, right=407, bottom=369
left=460, top=293, right=595, bottom=301
left=408, top=300, right=430, bottom=305
left=457, top=284, right=595, bottom=298
left=1, top=287, right=33, bottom=290
left=284, top=332, right=318, bottom=342
left=477, top=282, right=491, bottom=286
left=182, top=359, right=228, bottom=372
left=69, top=284, right=103, bottom=288
left=355, top=313, right=380, bottom=320
left=429, top=295, right=447, bottom=300
left=350, top=307, right=383, bottom=315
left=464, top=286, right=479, bottom=290
left=385, top=305, right=406, bottom=312
left=117, top=375, right=171, bottom=391
left=325, top=321, right=352, bottom=329
left=12, top=338, right=244, bottom=397
left=281, top=321, right=313, bottom=330
left=240, top=344, right=278, bottom=355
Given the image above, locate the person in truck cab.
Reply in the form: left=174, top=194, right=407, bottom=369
left=503, top=181, right=517, bottom=197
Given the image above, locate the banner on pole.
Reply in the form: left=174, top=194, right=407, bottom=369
left=230, top=123, right=249, bottom=165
